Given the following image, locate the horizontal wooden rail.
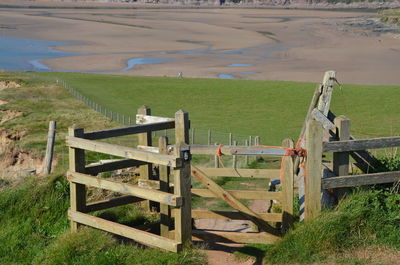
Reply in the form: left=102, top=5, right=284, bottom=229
left=196, top=167, right=280, bottom=179
left=66, top=136, right=181, bottom=168
left=187, top=209, right=282, bottom=222
left=83, top=121, right=175, bottom=140
left=67, top=171, right=182, bottom=207
left=85, top=159, right=148, bottom=175
left=68, top=210, right=181, bottom=252
left=192, top=229, right=280, bottom=244
left=191, top=189, right=283, bottom=201
left=85, top=195, right=144, bottom=212
left=191, top=145, right=286, bottom=156
left=322, top=171, right=400, bottom=189
left=136, top=114, right=175, bottom=124
left=323, top=136, right=400, bottom=153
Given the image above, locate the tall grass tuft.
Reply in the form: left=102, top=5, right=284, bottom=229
left=263, top=189, right=400, bottom=264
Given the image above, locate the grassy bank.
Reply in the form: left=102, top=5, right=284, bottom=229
left=0, top=72, right=205, bottom=264
left=35, top=72, right=400, bottom=145
left=380, top=8, right=400, bottom=26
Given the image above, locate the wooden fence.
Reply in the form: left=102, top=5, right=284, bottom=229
left=304, top=117, right=400, bottom=220
left=66, top=106, right=192, bottom=252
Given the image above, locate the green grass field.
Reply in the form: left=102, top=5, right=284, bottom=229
left=35, top=72, right=400, bottom=146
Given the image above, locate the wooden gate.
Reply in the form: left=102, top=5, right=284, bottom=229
left=189, top=139, right=296, bottom=244
left=66, top=107, right=192, bottom=252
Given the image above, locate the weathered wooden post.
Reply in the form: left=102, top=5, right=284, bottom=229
left=245, top=139, right=249, bottom=165
left=159, top=136, right=171, bottom=238
left=136, top=106, right=153, bottom=211
left=232, top=140, right=237, bottom=168
left=68, top=125, right=86, bottom=232
left=305, top=120, right=323, bottom=221
left=333, top=116, right=351, bottom=200
left=42, top=121, right=56, bottom=175
left=281, top=138, right=294, bottom=231
left=191, top=128, right=195, bottom=145
left=174, top=110, right=192, bottom=245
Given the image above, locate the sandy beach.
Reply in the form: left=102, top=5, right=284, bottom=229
left=0, top=6, right=399, bottom=85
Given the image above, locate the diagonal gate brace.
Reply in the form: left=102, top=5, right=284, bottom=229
left=191, top=165, right=281, bottom=236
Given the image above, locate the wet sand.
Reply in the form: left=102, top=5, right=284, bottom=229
left=0, top=7, right=399, bottom=85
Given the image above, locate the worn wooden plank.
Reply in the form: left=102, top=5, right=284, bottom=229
left=137, top=145, right=160, bottom=153
left=311, top=108, right=336, bottom=131
left=85, top=195, right=144, bottom=212
left=83, top=122, right=175, bottom=140
left=159, top=136, right=171, bottom=238
left=191, top=165, right=280, bottom=235
left=173, top=110, right=192, bottom=244
left=67, top=171, right=182, bottom=207
left=305, top=120, right=323, bottom=221
left=66, top=137, right=181, bottom=168
left=195, top=167, right=280, bottom=179
left=187, top=209, right=283, bottom=223
left=323, top=136, right=400, bottom=153
left=136, top=114, right=175, bottom=124
left=192, top=189, right=282, bottom=200
left=322, top=171, right=400, bottom=189
left=281, top=139, right=294, bottom=231
left=68, top=126, right=86, bottom=232
left=68, top=210, right=181, bottom=252
left=318, top=71, right=336, bottom=116
left=85, top=159, right=147, bottom=175
left=138, top=179, right=162, bottom=189
left=192, top=230, right=280, bottom=244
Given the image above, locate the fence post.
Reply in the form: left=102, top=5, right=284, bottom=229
left=333, top=116, right=351, bottom=200
left=232, top=140, right=237, bottom=168
left=42, top=121, right=56, bottom=175
left=305, top=120, right=323, bottom=221
left=281, top=138, right=294, bottom=232
left=245, top=139, right=249, bottom=165
left=229, top=133, right=233, bottom=146
left=68, top=126, right=86, bottom=232
left=208, top=129, right=211, bottom=145
left=174, top=110, right=191, bottom=245
left=191, top=128, right=195, bottom=145
left=137, top=106, right=153, bottom=211
left=159, top=136, right=171, bottom=238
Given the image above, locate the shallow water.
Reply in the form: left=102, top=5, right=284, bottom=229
left=119, top=58, right=175, bottom=72
left=228, top=63, right=253, bottom=67
left=218, top=74, right=234, bottom=79
left=0, top=36, right=79, bottom=71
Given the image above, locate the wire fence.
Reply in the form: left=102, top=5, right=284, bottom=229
left=21, top=72, right=262, bottom=147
